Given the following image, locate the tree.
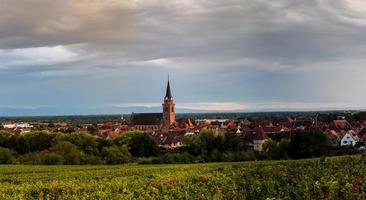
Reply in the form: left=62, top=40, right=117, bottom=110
left=263, top=138, right=290, bottom=160
left=263, top=139, right=279, bottom=159
left=52, top=141, right=82, bottom=164
left=16, top=152, right=42, bottom=165
left=0, top=147, right=16, bottom=164
left=52, top=132, right=107, bottom=156
left=113, top=131, right=159, bottom=157
left=23, top=131, right=55, bottom=152
left=102, top=145, right=131, bottom=164
left=224, top=134, right=249, bottom=152
left=41, top=152, right=63, bottom=165
left=289, top=129, right=331, bottom=159
left=185, top=129, right=226, bottom=160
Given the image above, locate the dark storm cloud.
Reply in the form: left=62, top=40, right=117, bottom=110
left=1, top=0, right=366, bottom=70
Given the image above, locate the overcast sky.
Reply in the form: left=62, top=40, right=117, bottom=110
left=1, top=0, right=366, bottom=115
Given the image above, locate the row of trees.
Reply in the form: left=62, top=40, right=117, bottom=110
left=0, top=131, right=158, bottom=165
left=0, top=128, right=361, bottom=165
left=138, top=129, right=360, bottom=164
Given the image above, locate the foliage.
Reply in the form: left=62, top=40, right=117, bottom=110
left=102, top=145, right=131, bottom=164
left=289, top=129, right=332, bottom=159
left=222, top=151, right=256, bottom=162
left=0, top=155, right=364, bottom=199
left=0, top=147, right=16, bottom=164
left=113, top=131, right=159, bottom=157
left=52, top=141, right=82, bottom=165
left=185, top=129, right=226, bottom=158
left=262, top=138, right=290, bottom=160
left=0, top=129, right=359, bottom=165
left=16, top=152, right=42, bottom=165
left=40, top=152, right=64, bottom=165
left=138, top=152, right=196, bottom=164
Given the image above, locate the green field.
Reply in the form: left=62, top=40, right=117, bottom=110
left=0, top=155, right=365, bottom=200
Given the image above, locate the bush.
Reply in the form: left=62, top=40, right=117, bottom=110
left=81, top=154, right=105, bottom=165
left=138, top=153, right=196, bottom=164
left=289, top=129, right=331, bottom=159
left=137, top=157, right=154, bottom=164
left=334, top=145, right=360, bottom=156
left=222, top=151, right=256, bottom=162
left=41, top=153, right=63, bottom=165
left=262, top=139, right=290, bottom=160
left=102, top=145, right=131, bottom=164
left=185, top=129, right=226, bottom=158
left=0, top=147, right=16, bottom=164
left=113, top=131, right=159, bottom=157
left=208, top=149, right=223, bottom=162
left=16, top=152, right=42, bottom=164
left=52, top=141, right=82, bottom=165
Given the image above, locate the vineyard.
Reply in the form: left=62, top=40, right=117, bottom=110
left=0, top=155, right=365, bottom=199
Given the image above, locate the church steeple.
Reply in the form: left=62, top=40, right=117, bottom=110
left=165, top=79, right=173, bottom=100
left=162, top=77, right=175, bottom=130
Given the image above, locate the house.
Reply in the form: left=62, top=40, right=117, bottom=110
left=326, top=130, right=339, bottom=146
left=2, top=123, right=34, bottom=133
left=331, top=120, right=351, bottom=131
left=3, top=123, right=33, bottom=129
left=253, top=126, right=268, bottom=151
left=150, top=130, right=187, bottom=149
left=358, top=128, right=366, bottom=144
left=170, top=118, right=194, bottom=130
left=340, top=131, right=359, bottom=146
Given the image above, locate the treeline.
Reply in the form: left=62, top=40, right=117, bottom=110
left=0, top=115, right=124, bottom=126
left=139, top=129, right=361, bottom=164
left=0, top=129, right=362, bottom=165
left=0, top=131, right=158, bottom=165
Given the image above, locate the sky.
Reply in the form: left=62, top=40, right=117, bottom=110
left=1, top=0, right=366, bottom=115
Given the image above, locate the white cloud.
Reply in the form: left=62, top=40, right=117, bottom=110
left=0, top=45, right=80, bottom=67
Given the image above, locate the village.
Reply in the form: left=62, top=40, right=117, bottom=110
left=1, top=79, right=366, bottom=152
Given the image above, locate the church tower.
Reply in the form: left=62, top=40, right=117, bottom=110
left=162, top=78, right=175, bottom=129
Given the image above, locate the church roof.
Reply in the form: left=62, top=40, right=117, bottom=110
left=130, top=113, right=162, bottom=126
left=165, top=80, right=173, bottom=100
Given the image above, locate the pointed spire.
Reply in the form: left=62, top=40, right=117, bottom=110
left=254, top=125, right=267, bottom=140
left=165, top=76, right=173, bottom=100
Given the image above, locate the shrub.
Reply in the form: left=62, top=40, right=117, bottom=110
left=0, top=147, right=16, bottom=164
left=41, top=153, right=63, bottom=165
left=223, top=151, right=256, bottom=162
left=81, top=154, right=105, bottom=165
left=335, top=145, right=360, bottom=156
left=16, top=152, right=42, bottom=165
left=138, top=153, right=196, bottom=164
left=137, top=157, right=154, bottom=164
left=289, top=129, right=331, bottom=159
left=102, top=145, right=131, bottom=164
left=113, top=131, right=159, bottom=157
left=52, top=141, right=82, bottom=165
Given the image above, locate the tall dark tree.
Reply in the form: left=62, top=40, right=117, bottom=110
left=289, top=129, right=331, bottom=159
left=185, top=129, right=226, bottom=159
left=113, top=131, right=159, bottom=157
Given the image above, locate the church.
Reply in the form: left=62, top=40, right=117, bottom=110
left=129, top=79, right=176, bottom=132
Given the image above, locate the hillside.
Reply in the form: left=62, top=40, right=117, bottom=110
left=0, top=155, right=365, bottom=199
